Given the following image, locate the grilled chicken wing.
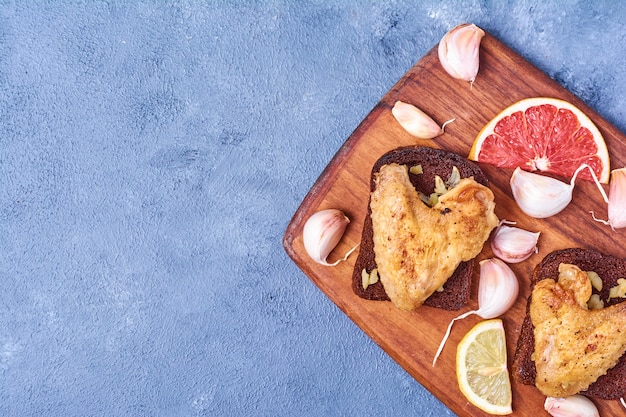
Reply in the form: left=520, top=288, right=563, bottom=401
left=531, top=263, right=626, bottom=397
left=370, top=163, right=498, bottom=311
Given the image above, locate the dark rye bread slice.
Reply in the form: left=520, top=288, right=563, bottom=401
left=512, top=248, right=626, bottom=400
left=351, top=146, right=490, bottom=310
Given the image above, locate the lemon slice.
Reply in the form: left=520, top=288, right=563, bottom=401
left=456, top=319, right=512, bottom=415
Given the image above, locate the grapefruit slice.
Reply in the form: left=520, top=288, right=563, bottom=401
left=469, top=97, right=610, bottom=183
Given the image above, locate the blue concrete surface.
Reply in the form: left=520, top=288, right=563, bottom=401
left=2, top=1, right=626, bottom=416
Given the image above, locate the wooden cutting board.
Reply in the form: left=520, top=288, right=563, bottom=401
left=283, top=30, right=626, bottom=416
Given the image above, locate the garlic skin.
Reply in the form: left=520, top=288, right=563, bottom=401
left=391, top=101, right=454, bottom=139
left=608, top=168, right=626, bottom=229
left=303, top=209, right=358, bottom=266
left=491, top=221, right=540, bottom=263
left=438, top=23, right=485, bottom=85
left=433, top=257, right=519, bottom=365
left=510, top=167, right=572, bottom=218
left=544, top=395, right=599, bottom=417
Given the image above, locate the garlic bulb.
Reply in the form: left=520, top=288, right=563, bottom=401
left=303, top=209, right=358, bottom=266
left=491, top=220, right=540, bottom=263
left=433, top=258, right=519, bottom=365
left=391, top=101, right=455, bottom=139
left=510, top=165, right=608, bottom=219
left=544, top=395, right=599, bottom=417
left=438, top=23, right=485, bottom=86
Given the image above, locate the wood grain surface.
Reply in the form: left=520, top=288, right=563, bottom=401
left=283, top=31, right=626, bottom=416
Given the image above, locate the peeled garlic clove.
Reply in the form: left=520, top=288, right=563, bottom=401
left=491, top=220, right=540, bottom=263
left=438, top=23, right=485, bottom=85
left=544, top=395, right=599, bottom=417
left=391, top=101, right=454, bottom=139
left=303, top=208, right=358, bottom=266
left=608, top=168, right=626, bottom=229
left=510, top=167, right=573, bottom=218
left=433, top=257, right=518, bottom=366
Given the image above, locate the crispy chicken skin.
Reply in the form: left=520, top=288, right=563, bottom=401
left=531, top=263, right=626, bottom=397
left=370, top=163, right=498, bottom=311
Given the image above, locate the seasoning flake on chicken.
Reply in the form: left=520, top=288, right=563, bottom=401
left=369, top=163, right=498, bottom=311
left=531, top=263, right=626, bottom=397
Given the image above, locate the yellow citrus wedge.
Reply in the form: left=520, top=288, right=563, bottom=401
left=456, top=319, right=512, bottom=415
left=469, top=97, right=610, bottom=183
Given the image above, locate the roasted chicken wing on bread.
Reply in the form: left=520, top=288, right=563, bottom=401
left=531, top=263, right=626, bottom=397
left=369, top=163, right=498, bottom=311
left=352, top=146, right=495, bottom=310
left=513, top=248, right=626, bottom=400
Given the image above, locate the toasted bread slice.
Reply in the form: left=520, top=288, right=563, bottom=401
left=512, top=248, right=626, bottom=400
left=351, top=146, right=490, bottom=310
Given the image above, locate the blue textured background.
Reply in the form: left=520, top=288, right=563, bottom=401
left=2, top=1, right=626, bottom=416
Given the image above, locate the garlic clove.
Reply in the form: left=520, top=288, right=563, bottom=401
left=608, top=168, right=626, bottom=229
left=438, top=23, right=485, bottom=86
left=476, top=258, right=519, bottom=318
left=433, top=257, right=518, bottom=366
left=303, top=208, right=358, bottom=266
left=544, top=395, right=599, bottom=417
left=391, top=101, right=454, bottom=139
left=510, top=167, right=573, bottom=218
left=511, top=164, right=608, bottom=219
left=491, top=220, right=540, bottom=263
